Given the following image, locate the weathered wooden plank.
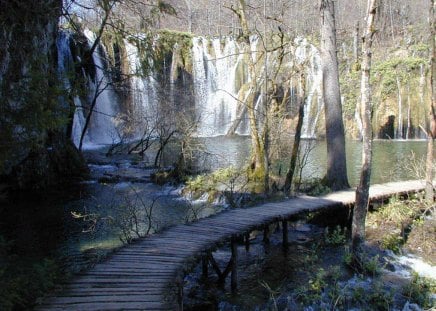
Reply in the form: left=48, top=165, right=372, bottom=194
left=59, top=288, right=164, bottom=295
left=63, top=284, right=166, bottom=291
left=40, top=180, right=429, bottom=310
left=36, top=301, right=170, bottom=310
left=42, top=294, right=164, bottom=304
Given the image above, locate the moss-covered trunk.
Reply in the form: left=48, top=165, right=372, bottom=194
left=0, top=0, right=88, bottom=190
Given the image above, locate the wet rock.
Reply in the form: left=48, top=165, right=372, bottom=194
left=402, top=301, right=422, bottom=311
left=295, top=224, right=312, bottom=232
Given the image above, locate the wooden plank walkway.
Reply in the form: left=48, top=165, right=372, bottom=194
left=37, top=180, right=430, bottom=310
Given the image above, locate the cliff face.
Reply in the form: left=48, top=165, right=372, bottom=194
left=0, top=1, right=87, bottom=190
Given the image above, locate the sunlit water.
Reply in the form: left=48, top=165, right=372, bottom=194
left=200, top=136, right=432, bottom=186
left=3, top=138, right=433, bottom=280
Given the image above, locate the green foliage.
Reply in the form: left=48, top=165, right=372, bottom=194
left=365, top=281, right=394, bottom=310
left=361, top=254, right=382, bottom=276
left=0, top=236, right=62, bottom=311
left=410, top=43, right=430, bottom=55
left=403, top=273, right=436, bottom=308
left=372, top=56, right=426, bottom=99
left=343, top=246, right=353, bottom=266
left=349, top=280, right=395, bottom=310
left=302, top=244, right=320, bottom=265
left=305, top=179, right=331, bottom=196
left=340, top=67, right=360, bottom=118
left=381, top=234, right=403, bottom=254
left=185, top=174, right=212, bottom=196
left=348, top=250, right=383, bottom=277
left=324, top=225, right=347, bottom=245
left=151, top=1, right=177, bottom=17
left=128, top=29, right=193, bottom=77
left=367, top=196, right=422, bottom=231
left=0, top=56, right=68, bottom=174
left=295, top=268, right=326, bottom=305
left=294, top=260, right=397, bottom=310
left=185, top=166, right=248, bottom=203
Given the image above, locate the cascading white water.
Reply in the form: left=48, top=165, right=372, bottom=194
left=124, top=39, right=159, bottom=138
left=73, top=29, right=120, bottom=148
left=295, top=37, right=324, bottom=139
left=57, top=31, right=81, bottom=146
left=192, top=37, right=245, bottom=136
left=67, top=32, right=324, bottom=143
left=57, top=31, right=94, bottom=147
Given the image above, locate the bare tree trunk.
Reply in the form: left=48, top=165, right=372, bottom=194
left=353, top=22, right=360, bottom=65
left=226, top=104, right=247, bottom=136
left=231, top=0, right=269, bottom=192
left=406, top=82, right=411, bottom=139
left=284, top=71, right=306, bottom=195
left=320, top=0, right=350, bottom=190
left=425, top=0, right=436, bottom=203
left=262, top=0, right=270, bottom=193
left=419, top=64, right=426, bottom=137
left=79, top=78, right=108, bottom=151
left=352, top=0, right=378, bottom=256
left=396, top=77, right=403, bottom=138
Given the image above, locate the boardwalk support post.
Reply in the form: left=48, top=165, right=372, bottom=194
left=202, top=255, right=208, bottom=279
left=245, top=233, right=250, bottom=251
left=231, top=238, right=238, bottom=293
left=37, top=181, right=427, bottom=310
left=282, top=220, right=288, bottom=247
left=263, top=225, right=270, bottom=243
left=177, top=279, right=184, bottom=311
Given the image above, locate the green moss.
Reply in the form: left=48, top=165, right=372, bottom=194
left=372, top=56, right=426, bottom=99
left=403, top=273, right=436, bottom=309
left=126, top=29, right=193, bottom=76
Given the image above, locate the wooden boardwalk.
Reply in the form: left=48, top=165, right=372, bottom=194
left=37, top=180, right=430, bottom=310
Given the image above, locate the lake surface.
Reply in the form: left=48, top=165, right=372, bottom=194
left=199, top=137, right=433, bottom=186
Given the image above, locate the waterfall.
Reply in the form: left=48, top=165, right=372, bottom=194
left=124, top=40, right=158, bottom=138
left=80, top=29, right=120, bottom=147
left=65, top=31, right=325, bottom=144
left=57, top=31, right=90, bottom=147
left=192, top=37, right=246, bottom=136
left=295, top=37, right=324, bottom=139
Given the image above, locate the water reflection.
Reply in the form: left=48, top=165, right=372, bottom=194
left=199, top=137, right=432, bottom=186
left=4, top=137, right=431, bottom=277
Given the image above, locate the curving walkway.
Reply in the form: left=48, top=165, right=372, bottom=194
left=37, top=180, right=430, bottom=310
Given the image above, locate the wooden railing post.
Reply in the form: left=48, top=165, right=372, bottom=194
left=202, top=255, right=208, bottom=279
left=176, top=279, right=184, bottom=311
left=263, top=225, right=270, bottom=243
left=282, top=220, right=288, bottom=248
left=245, top=233, right=250, bottom=252
left=230, top=238, right=238, bottom=293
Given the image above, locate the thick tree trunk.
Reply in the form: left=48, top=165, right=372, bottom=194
left=320, top=0, right=350, bottom=190
left=352, top=0, right=378, bottom=255
left=284, top=71, right=306, bottom=195
left=233, top=0, right=269, bottom=192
